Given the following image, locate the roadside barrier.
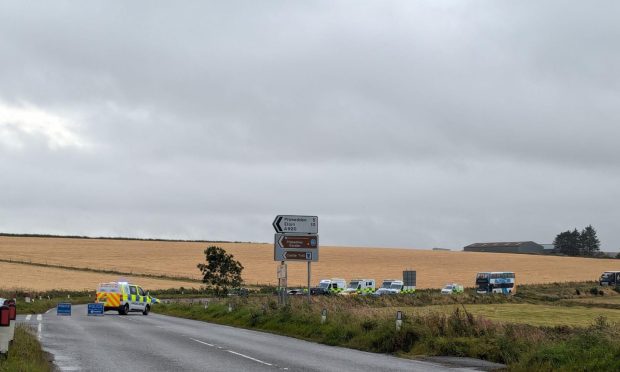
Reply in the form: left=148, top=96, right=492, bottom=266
left=6, top=300, right=16, bottom=342
left=396, top=311, right=403, bottom=331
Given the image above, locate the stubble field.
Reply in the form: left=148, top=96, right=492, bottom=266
left=0, top=236, right=617, bottom=290
left=0, top=260, right=199, bottom=291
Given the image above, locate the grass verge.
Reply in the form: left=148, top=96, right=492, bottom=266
left=0, top=324, right=51, bottom=372
left=154, top=294, right=620, bottom=371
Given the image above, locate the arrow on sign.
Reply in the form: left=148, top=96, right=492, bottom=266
left=273, top=216, right=283, bottom=232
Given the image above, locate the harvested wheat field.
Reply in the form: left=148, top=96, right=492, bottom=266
left=0, top=236, right=616, bottom=289
left=0, top=261, right=199, bottom=291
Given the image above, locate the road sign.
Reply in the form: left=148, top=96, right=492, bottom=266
left=57, top=303, right=71, bottom=316
left=278, top=234, right=318, bottom=249
left=273, top=215, right=318, bottom=234
left=274, top=233, right=319, bottom=262
left=87, top=303, right=104, bottom=316
left=283, top=251, right=313, bottom=260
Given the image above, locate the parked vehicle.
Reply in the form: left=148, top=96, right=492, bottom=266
left=310, top=278, right=347, bottom=295
left=96, top=282, right=160, bottom=315
left=341, top=279, right=376, bottom=295
left=475, top=272, right=516, bottom=295
left=375, top=280, right=404, bottom=295
left=441, top=283, right=464, bottom=295
left=599, top=271, right=620, bottom=286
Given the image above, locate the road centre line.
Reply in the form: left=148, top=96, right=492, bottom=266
left=227, top=350, right=273, bottom=366
left=190, top=338, right=214, bottom=347
left=189, top=338, right=274, bottom=367
left=26, top=315, right=31, bottom=321
left=37, top=314, right=42, bottom=321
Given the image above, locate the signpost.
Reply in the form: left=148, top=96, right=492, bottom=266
left=273, top=215, right=318, bottom=234
left=87, top=303, right=105, bottom=316
left=57, top=303, right=72, bottom=316
left=273, top=215, right=319, bottom=303
left=274, top=233, right=319, bottom=262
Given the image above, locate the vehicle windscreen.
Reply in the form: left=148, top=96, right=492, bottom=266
left=348, top=281, right=360, bottom=289
left=319, top=282, right=330, bottom=289
left=444, top=285, right=453, bottom=290
left=601, top=272, right=614, bottom=280
left=390, top=283, right=402, bottom=289
left=381, top=281, right=392, bottom=288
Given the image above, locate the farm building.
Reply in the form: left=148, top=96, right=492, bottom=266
left=463, top=241, right=544, bottom=254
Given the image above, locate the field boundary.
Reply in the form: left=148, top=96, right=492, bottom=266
left=0, top=258, right=202, bottom=283
left=0, top=232, right=265, bottom=244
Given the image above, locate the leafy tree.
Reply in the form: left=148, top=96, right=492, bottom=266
left=197, top=246, right=244, bottom=295
left=580, top=225, right=601, bottom=256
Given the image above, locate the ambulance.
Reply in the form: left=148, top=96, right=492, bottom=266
left=374, top=279, right=404, bottom=296
left=96, top=282, right=160, bottom=315
left=341, top=279, right=376, bottom=295
left=310, top=278, right=347, bottom=295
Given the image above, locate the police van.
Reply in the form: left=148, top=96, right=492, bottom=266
left=96, top=282, right=160, bottom=315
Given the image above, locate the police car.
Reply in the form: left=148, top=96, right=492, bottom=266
left=96, top=282, right=160, bottom=315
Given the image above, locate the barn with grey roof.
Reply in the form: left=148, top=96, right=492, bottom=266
left=463, top=241, right=544, bottom=254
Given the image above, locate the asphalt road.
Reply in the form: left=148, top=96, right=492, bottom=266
left=18, top=305, right=488, bottom=372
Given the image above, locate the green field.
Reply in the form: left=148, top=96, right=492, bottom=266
left=566, top=296, right=620, bottom=305
left=416, top=303, right=620, bottom=327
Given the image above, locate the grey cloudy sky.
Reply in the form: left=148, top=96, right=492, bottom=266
left=1, top=1, right=619, bottom=249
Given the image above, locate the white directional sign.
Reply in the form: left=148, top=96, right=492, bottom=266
left=274, top=233, right=319, bottom=262
left=272, top=215, right=318, bottom=234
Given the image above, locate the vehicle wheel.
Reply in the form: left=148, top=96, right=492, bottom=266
left=142, top=305, right=150, bottom=316
left=121, top=303, right=129, bottom=315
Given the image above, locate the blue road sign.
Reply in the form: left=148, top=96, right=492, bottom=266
left=87, top=303, right=104, bottom=316
left=57, top=303, right=72, bottom=316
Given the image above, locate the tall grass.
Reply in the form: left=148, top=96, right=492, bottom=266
left=0, top=325, right=50, bottom=372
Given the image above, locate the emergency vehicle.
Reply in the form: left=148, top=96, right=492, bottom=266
left=310, top=278, right=347, bottom=295
left=374, top=279, right=404, bottom=295
left=441, top=283, right=464, bottom=295
left=96, top=282, right=160, bottom=315
left=341, top=279, right=375, bottom=295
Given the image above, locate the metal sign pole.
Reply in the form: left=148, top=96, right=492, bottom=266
left=307, top=261, right=311, bottom=303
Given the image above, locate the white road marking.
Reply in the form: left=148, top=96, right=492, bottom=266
left=37, top=314, right=42, bottom=321
left=190, top=338, right=273, bottom=366
left=45, top=308, right=53, bottom=314
left=25, top=315, right=32, bottom=321
left=37, top=322, right=42, bottom=340
left=190, top=338, right=215, bottom=347
left=227, top=350, right=273, bottom=366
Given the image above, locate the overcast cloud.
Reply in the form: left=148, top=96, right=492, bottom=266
left=1, top=1, right=619, bottom=249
